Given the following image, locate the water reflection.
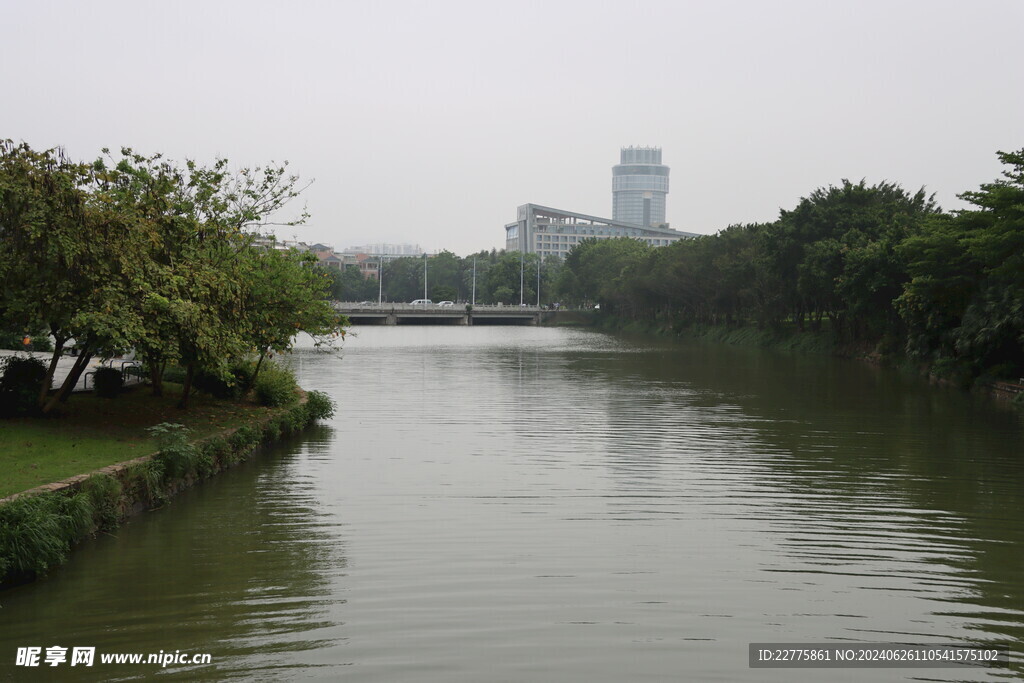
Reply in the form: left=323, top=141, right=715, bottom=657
left=490, top=336, right=1024, bottom=662
left=1, top=327, right=1021, bottom=682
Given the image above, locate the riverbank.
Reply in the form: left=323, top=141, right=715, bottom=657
left=1, top=382, right=292, bottom=498
left=581, top=314, right=1024, bottom=405
left=0, top=387, right=335, bottom=590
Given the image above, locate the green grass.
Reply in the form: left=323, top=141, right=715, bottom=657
left=0, top=383, right=281, bottom=499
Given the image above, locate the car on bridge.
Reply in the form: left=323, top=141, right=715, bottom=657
left=437, top=300, right=454, bottom=307
left=410, top=299, right=433, bottom=306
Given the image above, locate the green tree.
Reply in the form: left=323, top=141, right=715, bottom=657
left=898, top=149, right=1024, bottom=376
left=380, top=256, right=425, bottom=302
left=239, top=248, right=347, bottom=382
left=322, top=264, right=376, bottom=301
left=763, top=179, right=939, bottom=335
left=0, top=141, right=150, bottom=412
left=427, top=250, right=463, bottom=301
left=561, top=238, right=651, bottom=312
left=484, top=251, right=539, bottom=305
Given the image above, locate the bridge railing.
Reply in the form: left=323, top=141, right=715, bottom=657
left=335, top=302, right=545, bottom=312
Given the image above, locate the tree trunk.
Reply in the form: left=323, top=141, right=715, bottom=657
left=149, top=361, right=164, bottom=397
left=41, top=350, right=93, bottom=414
left=38, top=336, right=67, bottom=407
left=177, top=362, right=195, bottom=409
left=252, top=350, right=268, bottom=385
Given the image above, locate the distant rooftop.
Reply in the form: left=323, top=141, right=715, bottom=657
left=619, top=146, right=662, bottom=164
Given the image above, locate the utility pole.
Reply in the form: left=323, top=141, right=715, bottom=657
left=536, top=256, right=541, bottom=308
left=423, top=252, right=428, bottom=302
left=377, top=256, right=383, bottom=305
left=472, top=256, right=477, bottom=306
left=519, top=251, right=524, bottom=306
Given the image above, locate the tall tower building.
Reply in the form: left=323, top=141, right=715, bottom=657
left=612, top=146, right=670, bottom=227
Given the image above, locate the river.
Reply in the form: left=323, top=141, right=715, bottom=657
left=1, top=326, right=1022, bottom=681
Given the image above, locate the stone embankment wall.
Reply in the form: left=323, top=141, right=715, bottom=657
left=0, top=393, right=332, bottom=590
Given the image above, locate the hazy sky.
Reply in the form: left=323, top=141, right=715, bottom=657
left=3, top=0, right=1022, bottom=255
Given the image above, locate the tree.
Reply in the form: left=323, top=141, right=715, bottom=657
left=0, top=141, right=151, bottom=413
left=1, top=142, right=345, bottom=413
left=426, top=250, right=463, bottom=301
left=238, top=248, right=347, bottom=382
left=898, top=149, right=1024, bottom=376
left=96, top=148, right=325, bottom=408
left=763, top=179, right=939, bottom=335
left=484, top=251, right=540, bottom=305
left=561, top=238, right=651, bottom=311
left=380, top=256, right=424, bottom=303
left=322, top=264, right=375, bottom=301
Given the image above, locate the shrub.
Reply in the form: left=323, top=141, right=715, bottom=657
left=0, top=492, right=93, bottom=577
left=262, top=420, right=282, bottom=442
left=192, top=359, right=258, bottom=399
left=122, top=461, right=164, bottom=506
left=285, top=404, right=308, bottom=433
left=276, top=414, right=295, bottom=437
left=62, top=493, right=94, bottom=540
left=200, top=436, right=231, bottom=465
left=0, top=495, right=70, bottom=576
left=81, top=474, right=123, bottom=530
left=0, top=355, right=46, bottom=417
left=229, top=425, right=259, bottom=453
left=162, top=366, right=187, bottom=385
left=253, top=363, right=298, bottom=407
left=305, top=390, right=336, bottom=421
left=147, top=423, right=200, bottom=480
left=194, top=451, right=216, bottom=478
left=192, top=366, right=237, bottom=399
left=230, top=359, right=258, bottom=394
left=92, top=366, right=124, bottom=398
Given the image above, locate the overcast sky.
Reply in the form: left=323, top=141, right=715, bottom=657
left=3, top=0, right=1022, bottom=255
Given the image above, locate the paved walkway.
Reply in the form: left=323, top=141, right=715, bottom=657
left=0, top=349, right=144, bottom=392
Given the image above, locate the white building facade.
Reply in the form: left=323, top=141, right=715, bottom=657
left=612, top=146, right=670, bottom=228
left=505, top=204, right=696, bottom=258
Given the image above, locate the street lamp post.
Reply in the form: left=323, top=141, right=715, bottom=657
left=519, top=251, right=524, bottom=306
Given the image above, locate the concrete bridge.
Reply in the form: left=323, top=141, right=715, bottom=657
left=334, top=302, right=547, bottom=326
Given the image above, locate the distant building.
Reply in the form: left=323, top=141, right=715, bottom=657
left=612, top=146, right=670, bottom=228
left=343, top=243, right=424, bottom=257
left=505, top=203, right=696, bottom=258
left=504, top=147, right=693, bottom=256
left=348, top=253, right=381, bottom=280
left=250, top=237, right=381, bottom=278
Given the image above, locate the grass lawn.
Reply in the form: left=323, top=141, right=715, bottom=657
left=0, top=383, right=280, bottom=499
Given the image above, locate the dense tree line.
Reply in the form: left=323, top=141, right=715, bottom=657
left=0, top=141, right=346, bottom=413
left=553, top=149, right=1024, bottom=381
left=331, top=249, right=563, bottom=306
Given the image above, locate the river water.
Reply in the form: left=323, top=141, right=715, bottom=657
left=1, top=326, right=1022, bottom=681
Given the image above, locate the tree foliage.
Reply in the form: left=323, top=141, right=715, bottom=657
left=899, top=149, right=1024, bottom=376
left=553, top=150, right=1024, bottom=380
left=0, top=141, right=347, bottom=413
left=373, top=249, right=558, bottom=306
